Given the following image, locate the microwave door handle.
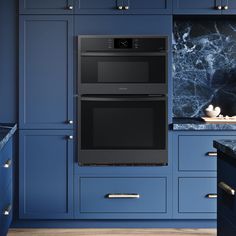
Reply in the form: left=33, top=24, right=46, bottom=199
left=81, top=96, right=165, bottom=102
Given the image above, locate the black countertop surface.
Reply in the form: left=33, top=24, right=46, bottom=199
left=214, top=140, right=236, bottom=159
left=172, top=118, right=236, bottom=131
left=0, top=124, right=17, bottom=150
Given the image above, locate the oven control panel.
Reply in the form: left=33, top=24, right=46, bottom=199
left=80, top=36, right=167, bottom=52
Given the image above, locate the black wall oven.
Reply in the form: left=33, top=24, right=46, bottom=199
left=78, top=36, right=168, bottom=166
left=78, top=36, right=168, bottom=94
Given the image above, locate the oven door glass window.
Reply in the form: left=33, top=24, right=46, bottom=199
left=81, top=56, right=166, bottom=84
left=81, top=97, right=166, bottom=150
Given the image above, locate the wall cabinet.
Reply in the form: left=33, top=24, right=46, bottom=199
left=19, top=15, right=73, bottom=129
left=19, top=130, right=73, bottom=219
left=173, top=0, right=236, bottom=14
left=19, top=0, right=74, bottom=14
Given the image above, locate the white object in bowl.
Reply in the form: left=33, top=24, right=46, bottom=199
left=205, top=109, right=221, bottom=118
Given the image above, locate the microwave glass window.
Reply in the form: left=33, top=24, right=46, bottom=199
left=81, top=100, right=166, bottom=150
left=81, top=56, right=165, bottom=84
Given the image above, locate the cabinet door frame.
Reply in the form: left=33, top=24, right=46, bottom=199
left=19, top=15, right=73, bottom=129
left=74, top=0, right=124, bottom=14
left=19, top=130, right=74, bottom=219
left=19, top=0, right=74, bottom=14
left=123, top=0, right=172, bottom=14
left=173, top=0, right=222, bottom=14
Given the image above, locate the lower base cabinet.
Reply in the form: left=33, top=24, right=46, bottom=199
left=19, top=130, right=73, bottom=219
left=76, top=176, right=172, bottom=219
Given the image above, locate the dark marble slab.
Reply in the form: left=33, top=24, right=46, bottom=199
left=172, top=118, right=236, bottom=130
left=214, top=140, right=236, bottom=159
left=173, top=19, right=236, bottom=118
left=0, top=124, right=17, bottom=150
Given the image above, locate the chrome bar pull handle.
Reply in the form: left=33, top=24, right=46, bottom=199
left=205, top=194, right=217, bottom=199
left=223, top=5, right=228, bottom=10
left=217, top=5, right=222, bottom=10
left=206, top=152, right=217, bottom=157
left=107, top=193, right=140, bottom=199
left=3, top=205, right=12, bottom=216
left=218, top=182, right=235, bottom=196
left=68, top=135, right=73, bottom=140
left=68, top=120, right=73, bottom=124
left=118, top=6, right=123, bottom=10
left=3, top=159, right=12, bottom=168
left=67, top=5, right=73, bottom=10
left=124, top=6, right=129, bottom=10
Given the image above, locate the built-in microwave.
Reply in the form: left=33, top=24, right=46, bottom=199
left=78, top=36, right=168, bottom=94
left=78, top=95, right=168, bottom=166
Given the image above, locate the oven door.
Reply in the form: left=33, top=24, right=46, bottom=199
left=79, top=53, right=167, bottom=94
left=79, top=95, right=167, bottom=165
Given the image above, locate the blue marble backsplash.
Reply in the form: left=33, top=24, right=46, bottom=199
left=173, top=20, right=236, bottom=117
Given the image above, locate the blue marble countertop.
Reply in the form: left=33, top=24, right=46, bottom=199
left=0, top=124, right=17, bottom=150
left=172, top=118, right=236, bottom=131
left=213, top=140, right=236, bottom=159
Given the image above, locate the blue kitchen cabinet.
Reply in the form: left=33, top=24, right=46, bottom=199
left=74, top=0, right=172, bottom=14
left=173, top=0, right=222, bottom=14
left=19, top=0, right=74, bottom=14
left=173, top=131, right=236, bottom=219
left=222, top=0, right=236, bottom=14
left=19, top=130, right=74, bottom=219
left=19, top=15, right=73, bottom=130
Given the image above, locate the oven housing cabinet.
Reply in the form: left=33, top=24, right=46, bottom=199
left=77, top=35, right=168, bottom=166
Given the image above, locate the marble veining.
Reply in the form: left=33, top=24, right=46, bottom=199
left=173, top=20, right=236, bottom=118
left=172, top=118, right=236, bottom=130
left=214, top=140, right=236, bottom=159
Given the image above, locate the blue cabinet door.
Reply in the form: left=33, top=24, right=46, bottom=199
left=19, top=130, right=73, bottom=219
left=19, top=16, right=73, bottom=129
left=221, top=0, right=236, bottom=14
left=74, top=0, right=124, bottom=14
left=123, top=0, right=172, bottom=14
left=173, top=0, right=222, bottom=14
left=19, top=0, right=74, bottom=14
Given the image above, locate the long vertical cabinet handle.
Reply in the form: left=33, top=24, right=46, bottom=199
left=218, top=182, right=235, bottom=196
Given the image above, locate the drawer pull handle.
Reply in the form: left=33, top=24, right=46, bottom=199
left=3, top=205, right=12, bottom=216
left=218, top=182, right=235, bottom=196
left=107, top=193, right=140, bottom=199
left=205, top=194, right=217, bottom=199
left=206, top=152, right=217, bottom=157
left=3, top=159, right=12, bottom=168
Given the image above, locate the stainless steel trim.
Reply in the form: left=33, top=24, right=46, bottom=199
left=206, top=152, right=217, bottom=157
left=218, top=182, right=235, bottom=196
left=3, top=205, right=12, bottom=216
left=3, top=159, right=12, bottom=168
left=205, top=194, right=217, bottom=199
left=81, top=52, right=167, bottom=57
left=107, top=193, right=140, bottom=199
left=81, top=95, right=166, bottom=102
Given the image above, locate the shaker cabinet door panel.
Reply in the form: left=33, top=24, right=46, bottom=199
left=19, top=130, right=73, bottom=219
left=173, top=0, right=222, bottom=14
left=19, top=0, right=74, bottom=14
left=124, top=0, right=172, bottom=14
left=74, top=0, right=124, bottom=14
left=19, top=16, right=73, bottom=129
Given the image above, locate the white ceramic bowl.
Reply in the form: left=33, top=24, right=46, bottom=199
left=205, top=109, right=221, bottom=118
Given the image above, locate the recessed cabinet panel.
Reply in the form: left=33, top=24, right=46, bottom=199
left=75, top=0, right=123, bottom=14
left=19, top=130, right=73, bottom=219
left=173, top=0, right=221, bottom=14
left=19, top=16, right=73, bottom=129
left=179, top=178, right=217, bottom=213
left=19, top=0, right=74, bottom=14
left=124, top=0, right=172, bottom=14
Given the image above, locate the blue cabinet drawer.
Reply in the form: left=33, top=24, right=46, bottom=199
left=0, top=184, right=13, bottom=236
left=178, top=135, right=235, bottom=171
left=178, top=178, right=217, bottom=213
left=0, top=142, right=12, bottom=194
left=80, top=177, right=167, bottom=213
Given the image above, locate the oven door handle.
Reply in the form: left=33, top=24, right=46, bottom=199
left=81, top=52, right=166, bottom=57
left=81, top=96, right=166, bottom=102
